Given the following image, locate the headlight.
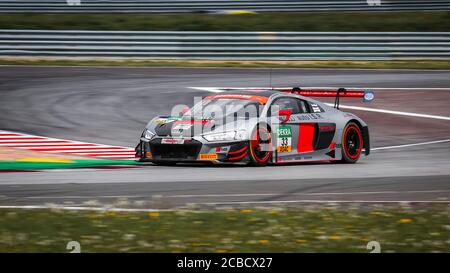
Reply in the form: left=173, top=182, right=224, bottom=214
left=203, top=130, right=246, bottom=142
left=143, top=129, right=154, bottom=139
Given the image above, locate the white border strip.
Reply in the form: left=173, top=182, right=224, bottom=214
left=0, top=205, right=161, bottom=212
left=324, top=103, right=450, bottom=121
left=0, top=199, right=450, bottom=212
left=17, top=189, right=450, bottom=200
left=197, top=200, right=450, bottom=205
left=372, top=139, right=450, bottom=151
left=0, top=199, right=448, bottom=212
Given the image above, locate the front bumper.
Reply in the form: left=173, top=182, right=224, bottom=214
left=135, top=137, right=249, bottom=163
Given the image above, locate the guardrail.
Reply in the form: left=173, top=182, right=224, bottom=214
left=1, top=30, right=449, bottom=60
left=0, top=0, right=449, bottom=13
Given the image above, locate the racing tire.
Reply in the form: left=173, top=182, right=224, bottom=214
left=248, top=125, right=272, bottom=167
left=152, top=161, right=177, bottom=166
left=341, top=122, right=363, bottom=164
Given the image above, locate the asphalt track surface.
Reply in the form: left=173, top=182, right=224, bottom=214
left=0, top=66, right=449, bottom=209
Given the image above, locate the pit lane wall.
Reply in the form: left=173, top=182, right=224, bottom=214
left=1, top=0, right=449, bottom=13
left=1, top=30, right=450, bottom=60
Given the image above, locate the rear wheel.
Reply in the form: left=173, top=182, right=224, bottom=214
left=248, top=125, right=272, bottom=167
left=341, top=122, right=363, bottom=163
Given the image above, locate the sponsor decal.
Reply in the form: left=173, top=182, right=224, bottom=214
left=278, top=116, right=296, bottom=122
left=161, top=138, right=185, bottom=144
left=310, top=104, right=322, bottom=113
left=276, top=125, right=292, bottom=153
left=297, top=113, right=323, bottom=121
left=199, top=153, right=218, bottom=160
left=215, top=146, right=230, bottom=153
left=319, top=125, right=335, bottom=131
left=172, top=123, right=192, bottom=131
left=153, top=117, right=182, bottom=125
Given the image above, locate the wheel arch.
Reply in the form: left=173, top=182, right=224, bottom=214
left=255, top=122, right=272, bottom=133
left=347, top=119, right=370, bottom=156
left=248, top=122, right=273, bottom=166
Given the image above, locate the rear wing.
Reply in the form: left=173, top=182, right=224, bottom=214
left=276, top=87, right=375, bottom=109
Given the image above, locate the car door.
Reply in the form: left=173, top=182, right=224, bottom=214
left=305, top=100, right=337, bottom=152
left=269, top=97, right=305, bottom=160
left=269, top=97, right=335, bottom=162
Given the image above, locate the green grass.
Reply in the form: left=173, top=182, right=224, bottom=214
left=0, top=159, right=140, bottom=170
left=1, top=205, right=448, bottom=252
left=0, top=12, right=449, bottom=31
left=2, top=59, right=450, bottom=70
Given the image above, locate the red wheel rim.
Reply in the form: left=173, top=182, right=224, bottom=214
left=343, top=124, right=362, bottom=159
left=250, top=127, right=271, bottom=163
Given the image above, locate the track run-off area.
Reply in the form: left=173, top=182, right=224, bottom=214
left=0, top=66, right=449, bottom=209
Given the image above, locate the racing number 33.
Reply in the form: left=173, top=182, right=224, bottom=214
left=277, top=125, right=292, bottom=153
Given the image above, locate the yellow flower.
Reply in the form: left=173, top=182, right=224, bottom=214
left=296, top=239, right=307, bottom=244
left=148, top=211, right=160, bottom=218
left=258, top=239, right=269, bottom=244
left=398, top=218, right=413, bottom=224
left=241, top=209, right=253, bottom=213
left=216, top=249, right=227, bottom=253
left=192, top=242, right=210, bottom=247
left=106, top=211, right=116, bottom=217
left=329, top=235, right=341, bottom=240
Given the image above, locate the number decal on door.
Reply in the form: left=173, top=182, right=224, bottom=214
left=277, top=125, right=292, bottom=153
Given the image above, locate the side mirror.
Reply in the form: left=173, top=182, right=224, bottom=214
left=278, top=109, right=292, bottom=124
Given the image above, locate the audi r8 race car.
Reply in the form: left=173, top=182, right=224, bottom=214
left=135, top=87, right=374, bottom=166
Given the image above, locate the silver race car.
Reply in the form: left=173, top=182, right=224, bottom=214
left=135, top=87, right=374, bottom=166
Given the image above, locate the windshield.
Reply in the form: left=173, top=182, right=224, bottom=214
left=184, top=98, right=262, bottom=120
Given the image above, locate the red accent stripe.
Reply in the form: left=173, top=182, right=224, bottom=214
left=0, top=131, right=136, bottom=161
left=96, top=156, right=136, bottom=160
left=228, top=151, right=248, bottom=161
left=80, top=153, right=136, bottom=156
left=329, top=142, right=336, bottom=150
left=0, top=141, right=69, bottom=144
left=174, top=119, right=212, bottom=125
left=0, top=137, right=49, bottom=140
left=205, top=94, right=268, bottom=104
left=26, top=147, right=128, bottom=151
left=297, top=123, right=315, bottom=153
left=278, top=89, right=366, bottom=98
left=228, top=145, right=248, bottom=155
left=3, top=143, right=98, bottom=148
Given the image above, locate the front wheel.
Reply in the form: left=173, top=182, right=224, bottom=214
left=248, top=125, right=272, bottom=167
left=341, top=122, right=363, bottom=163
